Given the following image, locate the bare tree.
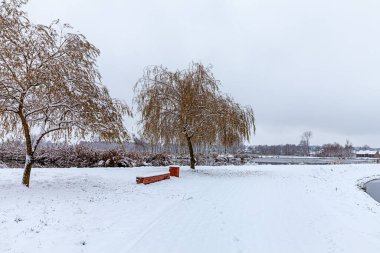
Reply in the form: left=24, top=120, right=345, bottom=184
left=134, top=62, right=255, bottom=169
left=319, top=142, right=349, bottom=157
left=300, top=131, right=312, bottom=156
left=0, top=0, right=131, bottom=186
left=132, top=134, right=148, bottom=152
left=343, top=139, right=354, bottom=158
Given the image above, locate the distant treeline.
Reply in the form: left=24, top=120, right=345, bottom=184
left=251, top=142, right=374, bottom=157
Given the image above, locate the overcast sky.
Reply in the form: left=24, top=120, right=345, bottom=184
left=25, top=0, right=380, bottom=147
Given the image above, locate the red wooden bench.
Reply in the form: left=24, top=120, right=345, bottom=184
left=136, top=173, right=170, bottom=185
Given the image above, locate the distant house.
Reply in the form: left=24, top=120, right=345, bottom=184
left=356, top=150, right=380, bottom=158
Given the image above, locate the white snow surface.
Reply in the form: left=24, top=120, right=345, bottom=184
left=1, top=165, right=380, bottom=253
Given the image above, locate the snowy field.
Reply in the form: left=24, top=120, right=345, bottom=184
left=1, top=165, right=380, bottom=253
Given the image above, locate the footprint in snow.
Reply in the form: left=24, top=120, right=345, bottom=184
left=14, top=217, right=23, bottom=223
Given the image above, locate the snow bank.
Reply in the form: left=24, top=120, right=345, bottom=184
left=1, top=165, right=380, bottom=253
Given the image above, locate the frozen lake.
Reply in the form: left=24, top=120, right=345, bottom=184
left=365, top=179, right=380, bottom=202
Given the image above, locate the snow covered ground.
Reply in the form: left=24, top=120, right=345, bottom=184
left=1, top=165, right=380, bottom=253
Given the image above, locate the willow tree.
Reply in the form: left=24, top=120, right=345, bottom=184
left=216, top=95, right=256, bottom=153
left=134, top=62, right=255, bottom=169
left=0, top=0, right=131, bottom=187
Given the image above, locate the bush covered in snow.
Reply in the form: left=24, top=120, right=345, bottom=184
left=0, top=160, right=8, bottom=168
left=0, top=142, right=252, bottom=168
left=0, top=143, right=172, bottom=168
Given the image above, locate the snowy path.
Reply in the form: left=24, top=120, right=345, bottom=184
left=1, top=165, right=380, bottom=253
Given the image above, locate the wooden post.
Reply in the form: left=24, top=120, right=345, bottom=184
left=169, top=166, right=180, bottom=177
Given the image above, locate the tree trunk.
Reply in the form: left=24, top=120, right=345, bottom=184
left=22, top=155, right=34, bottom=187
left=186, top=135, right=196, bottom=169
left=19, top=111, right=34, bottom=187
